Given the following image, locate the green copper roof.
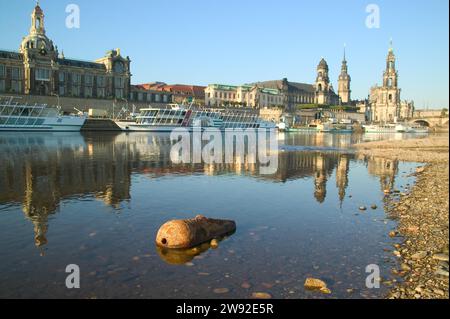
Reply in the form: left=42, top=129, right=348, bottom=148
left=208, top=84, right=280, bottom=95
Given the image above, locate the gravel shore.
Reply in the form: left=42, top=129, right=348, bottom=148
left=355, top=135, right=449, bottom=299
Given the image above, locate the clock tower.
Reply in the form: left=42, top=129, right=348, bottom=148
left=338, top=46, right=351, bottom=104
left=19, top=1, right=58, bottom=95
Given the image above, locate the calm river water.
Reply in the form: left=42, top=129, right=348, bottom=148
left=0, top=131, right=424, bottom=299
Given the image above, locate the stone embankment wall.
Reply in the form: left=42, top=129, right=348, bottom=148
left=0, top=93, right=163, bottom=114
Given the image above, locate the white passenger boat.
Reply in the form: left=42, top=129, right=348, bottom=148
left=115, top=104, right=276, bottom=132
left=363, top=123, right=397, bottom=133
left=0, top=97, right=86, bottom=132
left=363, top=123, right=429, bottom=134
left=406, top=124, right=429, bottom=134
left=307, top=121, right=333, bottom=132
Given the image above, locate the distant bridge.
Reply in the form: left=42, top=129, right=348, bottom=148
left=409, top=110, right=449, bottom=128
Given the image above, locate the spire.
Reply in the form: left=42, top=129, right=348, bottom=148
left=340, top=44, right=348, bottom=74
left=343, top=43, right=347, bottom=62
left=389, top=37, right=394, bottom=53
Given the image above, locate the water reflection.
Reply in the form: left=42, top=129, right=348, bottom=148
left=0, top=132, right=400, bottom=250
left=156, top=232, right=235, bottom=265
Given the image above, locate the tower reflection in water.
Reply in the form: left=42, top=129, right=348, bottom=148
left=0, top=132, right=398, bottom=250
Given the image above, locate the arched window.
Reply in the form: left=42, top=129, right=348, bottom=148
left=36, top=18, right=41, bottom=29
left=387, top=78, right=393, bottom=87
left=388, top=94, right=393, bottom=102
left=318, top=84, right=322, bottom=92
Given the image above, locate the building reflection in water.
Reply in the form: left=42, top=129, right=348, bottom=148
left=361, top=154, right=399, bottom=193
left=0, top=132, right=399, bottom=249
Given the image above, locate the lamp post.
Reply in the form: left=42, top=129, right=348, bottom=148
left=118, top=97, right=128, bottom=119
left=51, top=93, right=60, bottom=112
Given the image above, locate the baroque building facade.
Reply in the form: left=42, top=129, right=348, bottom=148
left=205, top=84, right=284, bottom=108
left=369, top=44, right=414, bottom=122
left=0, top=4, right=132, bottom=103
left=205, top=58, right=342, bottom=111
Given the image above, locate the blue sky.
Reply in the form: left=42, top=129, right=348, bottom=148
left=0, top=0, right=448, bottom=108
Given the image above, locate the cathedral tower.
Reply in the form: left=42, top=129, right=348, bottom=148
left=315, top=58, right=331, bottom=105
left=338, top=47, right=351, bottom=104
left=369, top=40, right=410, bottom=122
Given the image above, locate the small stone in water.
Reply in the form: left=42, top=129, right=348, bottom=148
left=185, top=262, right=195, bottom=267
left=213, top=288, right=230, bottom=294
left=320, top=287, right=332, bottom=294
left=304, top=278, right=327, bottom=290
left=241, top=282, right=251, bottom=289
left=262, top=282, right=274, bottom=289
left=210, top=239, right=219, bottom=249
left=251, top=292, right=272, bottom=299
left=371, top=204, right=378, bottom=210
left=359, top=206, right=367, bottom=211
left=389, top=231, right=398, bottom=238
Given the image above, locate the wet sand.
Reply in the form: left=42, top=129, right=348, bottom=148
left=355, top=135, right=449, bottom=299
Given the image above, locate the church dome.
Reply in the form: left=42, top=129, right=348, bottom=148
left=20, top=2, right=56, bottom=56
left=318, top=58, right=329, bottom=69
left=20, top=33, right=55, bottom=54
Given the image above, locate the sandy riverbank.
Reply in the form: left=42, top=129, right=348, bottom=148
left=354, top=135, right=449, bottom=299
left=354, top=135, right=449, bottom=163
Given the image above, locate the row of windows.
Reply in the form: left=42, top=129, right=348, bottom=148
left=290, top=95, right=315, bottom=103
left=0, top=117, right=46, bottom=126
left=261, top=95, right=283, bottom=103
left=58, top=86, right=107, bottom=98
left=210, top=92, right=312, bottom=106
left=132, top=92, right=170, bottom=103
left=58, top=72, right=107, bottom=87
left=212, top=92, right=254, bottom=100
left=209, top=91, right=288, bottom=104
left=0, top=76, right=124, bottom=99
left=0, top=65, right=120, bottom=89
left=138, top=118, right=183, bottom=125
left=0, top=66, right=22, bottom=80
left=0, top=79, right=22, bottom=93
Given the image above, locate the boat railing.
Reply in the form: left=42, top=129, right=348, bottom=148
left=0, top=97, right=60, bottom=128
